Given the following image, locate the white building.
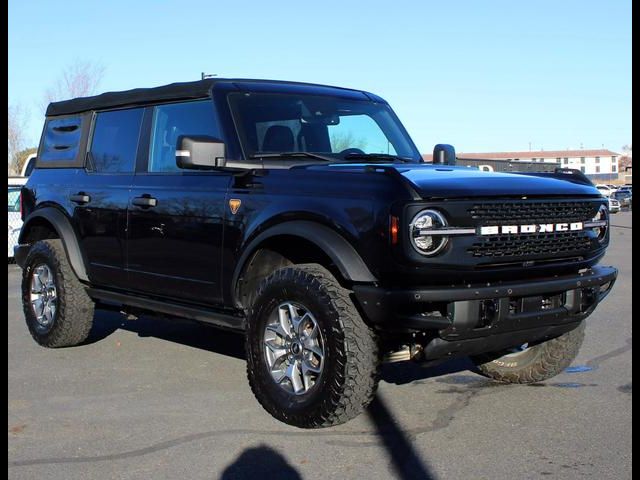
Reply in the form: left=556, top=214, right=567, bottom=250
left=451, top=149, right=620, bottom=182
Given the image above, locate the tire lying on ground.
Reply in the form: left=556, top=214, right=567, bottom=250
left=21, top=239, right=95, bottom=348
left=471, top=321, right=586, bottom=383
left=245, top=263, right=380, bottom=428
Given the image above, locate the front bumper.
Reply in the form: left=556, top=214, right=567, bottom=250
left=353, top=265, right=617, bottom=359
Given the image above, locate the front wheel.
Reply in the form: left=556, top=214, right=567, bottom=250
left=471, top=321, right=586, bottom=383
left=245, top=264, right=380, bottom=428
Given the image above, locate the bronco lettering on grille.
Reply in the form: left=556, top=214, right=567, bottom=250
left=479, top=222, right=584, bottom=235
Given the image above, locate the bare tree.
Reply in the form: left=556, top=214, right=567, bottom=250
left=619, top=144, right=632, bottom=171
left=8, top=104, right=28, bottom=174
left=42, top=60, right=105, bottom=111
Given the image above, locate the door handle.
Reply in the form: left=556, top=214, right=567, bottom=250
left=70, top=193, right=91, bottom=205
left=132, top=196, right=158, bottom=208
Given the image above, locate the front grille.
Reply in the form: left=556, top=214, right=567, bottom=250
left=465, top=200, right=600, bottom=261
left=468, top=231, right=592, bottom=258
left=468, top=201, right=598, bottom=225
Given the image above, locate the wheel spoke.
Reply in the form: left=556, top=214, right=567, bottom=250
left=265, top=323, right=290, bottom=340
left=31, top=297, right=44, bottom=317
left=270, top=368, right=287, bottom=384
left=286, top=361, right=304, bottom=394
left=264, top=340, right=288, bottom=367
left=304, top=344, right=324, bottom=360
left=277, top=306, right=294, bottom=337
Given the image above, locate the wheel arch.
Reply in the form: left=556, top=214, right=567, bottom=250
left=232, top=221, right=377, bottom=309
left=18, top=207, right=88, bottom=282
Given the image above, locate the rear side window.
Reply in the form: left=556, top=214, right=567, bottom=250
left=37, top=114, right=91, bottom=168
left=148, top=100, right=221, bottom=173
left=89, top=108, right=144, bottom=173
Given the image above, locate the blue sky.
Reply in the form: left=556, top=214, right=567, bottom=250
left=9, top=0, right=631, bottom=154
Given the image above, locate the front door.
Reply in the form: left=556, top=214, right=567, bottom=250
left=126, top=100, right=231, bottom=305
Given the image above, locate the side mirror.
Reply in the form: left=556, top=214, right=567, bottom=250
left=176, top=136, right=226, bottom=169
left=433, top=144, right=456, bottom=166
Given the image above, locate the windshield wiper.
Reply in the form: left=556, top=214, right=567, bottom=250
left=249, top=152, right=335, bottom=162
left=343, top=153, right=413, bottom=163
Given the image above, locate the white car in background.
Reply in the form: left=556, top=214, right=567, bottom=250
left=8, top=177, right=26, bottom=259
left=595, top=184, right=618, bottom=197
left=608, top=197, right=621, bottom=214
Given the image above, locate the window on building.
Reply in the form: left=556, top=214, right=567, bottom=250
left=581, top=157, right=586, bottom=163
left=556, top=157, right=561, bottom=162
left=531, top=158, right=536, bottom=161
left=594, top=156, right=599, bottom=163
left=89, top=108, right=144, bottom=173
left=612, top=165, right=617, bottom=173
left=580, top=166, right=586, bottom=173
left=539, top=157, right=544, bottom=162
left=595, top=166, right=600, bottom=173
left=611, top=156, right=616, bottom=163
left=563, top=158, right=569, bottom=164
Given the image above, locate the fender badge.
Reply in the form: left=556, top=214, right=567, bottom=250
left=229, top=199, right=242, bottom=215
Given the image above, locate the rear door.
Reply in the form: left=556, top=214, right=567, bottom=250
left=72, top=107, right=144, bottom=288
left=126, top=100, right=231, bottom=305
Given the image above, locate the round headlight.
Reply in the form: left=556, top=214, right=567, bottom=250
left=592, top=204, right=609, bottom=242
left=409, top=209, right=448, bottom=256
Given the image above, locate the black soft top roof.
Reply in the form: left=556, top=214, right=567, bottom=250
left=45, top=78, right=376, bottom=117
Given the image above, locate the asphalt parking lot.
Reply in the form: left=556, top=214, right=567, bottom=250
left=8, top=212, right=632, bottom=480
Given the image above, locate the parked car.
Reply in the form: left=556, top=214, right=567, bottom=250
left=8, top=177, right=26, bottom=259
left=608, top=197, right=621, bottom=213
left=613, top=189, right=632, bottom=208
left=14, top=78, right=618, bottom=428
left=595, top=184, right=617, bottom=197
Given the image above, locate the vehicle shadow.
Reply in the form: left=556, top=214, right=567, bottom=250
left=86, top=308, right=476, bottom=382
left=220, top=445, right=302, bottom=480
left=382, top=356, right=477, bottom=385
left=85, top=308, right=246, bottom=360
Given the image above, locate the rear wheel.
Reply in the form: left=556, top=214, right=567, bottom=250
left=245, top=264, right=380, bottom=428
left=471, top=321, right=586, bottom=383
left=21, top=239, right=95, bottom=347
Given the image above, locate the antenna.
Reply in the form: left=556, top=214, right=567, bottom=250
left=201, top=72, right=218, bottom=80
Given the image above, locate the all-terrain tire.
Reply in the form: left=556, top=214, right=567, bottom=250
left=245, top=263, right=380, bottom=428
left=21, top=239, right=94, bottom=347
left=471, top=321, right=586, bottom=383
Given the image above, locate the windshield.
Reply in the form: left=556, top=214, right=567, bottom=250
left=228, top=92, right=421, bottom=162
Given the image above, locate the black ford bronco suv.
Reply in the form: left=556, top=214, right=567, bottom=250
left=15, top=79, right=617, bottom=428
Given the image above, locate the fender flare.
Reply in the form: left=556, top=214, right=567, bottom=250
left=232, top=221, right=377, bottom=303
left=19, top=207, right=89, bottom=282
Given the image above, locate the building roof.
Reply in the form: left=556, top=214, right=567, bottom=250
left=45, top=78, right=373, bottom=117
left=422, top=149, right=620, bottom=162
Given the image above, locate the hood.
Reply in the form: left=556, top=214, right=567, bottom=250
left=315, top=163, right=602, bottom=199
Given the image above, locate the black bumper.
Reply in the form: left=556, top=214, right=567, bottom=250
left=14, top=244, right=30, bottom=269
left=353, top=265, right=617, bottom=359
